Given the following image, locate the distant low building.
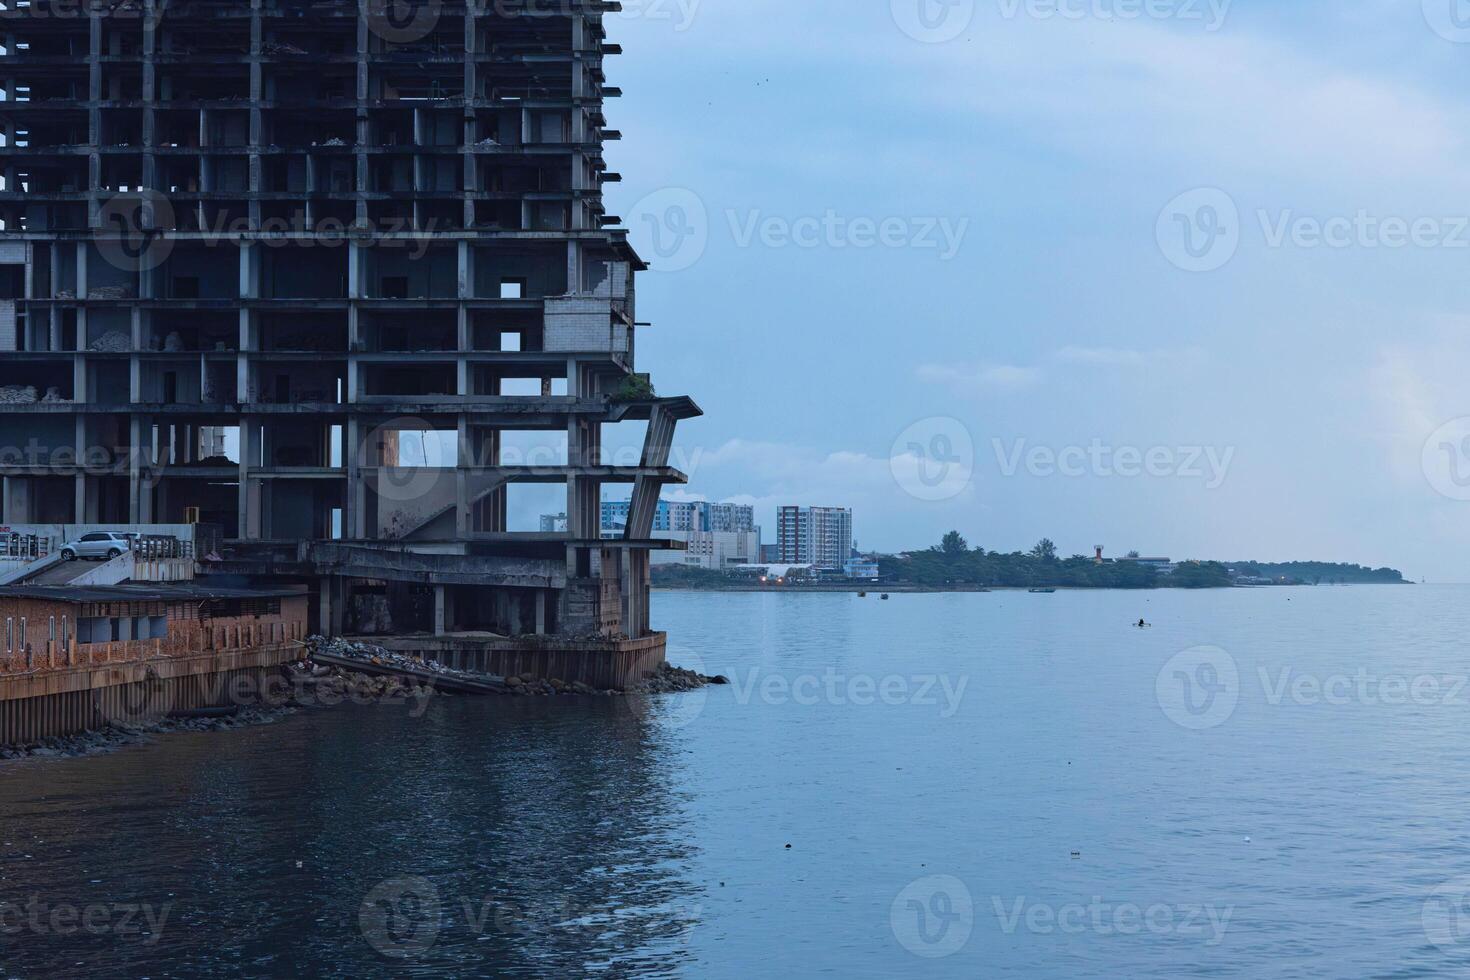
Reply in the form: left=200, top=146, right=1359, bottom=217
left=1118, top=556, right=1175, bottom=575
left=843, top=557, right=880, bottom=580
left=601, top=499, right=756, bottom=535
left=600, top=498, right=760, bottom=570
left=539, top=513, right=569, bottom=533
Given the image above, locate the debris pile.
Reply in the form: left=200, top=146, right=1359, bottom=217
left=90, top=330, right=132, bottom=352
left=40, top=387, right=67, bottom=403
left=283, top=657, right=432, bottom=704
left=630, top=662, right=728, bottom=694
left=0, top=385, right=37, bottom=404
left=306, top=635, right=478, bottom=681
left=88, top=284, right=134, bottom=299
left=306, top=635, right=726, bottom=698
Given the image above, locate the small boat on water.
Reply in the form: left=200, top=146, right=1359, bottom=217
left=858, top=591, right=867, bottom=598
left=880, top=594, right=891, bottom=600
left=1029, top=588, right=1057, bottom=594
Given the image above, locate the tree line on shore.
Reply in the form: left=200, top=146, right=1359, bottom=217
left=877, top=533, right=1226, bottom=589
left=876, top=533, right=1404, bottom=589
left=648, top=532, right=1406, bottom=590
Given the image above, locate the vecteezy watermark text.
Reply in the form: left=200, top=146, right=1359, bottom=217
left=726, top=210, right=969, bottom=260
left=997, top=0, right=1231, bottom=30
left=0, top=897, right=171, bottom=945
left=1157, top=645, right=1470, bottom=730
left=626, top=189, right=971, bottom=273
left=725, top=668, right=968, bottom=718
left=1158, top=187, right=1470, bottom=272
left=992, top=896, right=1233, bottom=944
left=358, top=875, right=701, bottom=959
left=992, top=438, right=1235, bottom=489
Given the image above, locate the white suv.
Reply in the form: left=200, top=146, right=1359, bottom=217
left=59, top=532, right=135, bottom=562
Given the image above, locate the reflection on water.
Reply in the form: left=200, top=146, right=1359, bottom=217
left=0, top=697, right=703, bottom=977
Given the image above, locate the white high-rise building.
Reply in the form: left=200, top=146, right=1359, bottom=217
left=777, top=506, right=853, bottom=570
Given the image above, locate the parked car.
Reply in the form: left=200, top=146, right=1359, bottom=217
left=58, top=532, right=136, bottom=562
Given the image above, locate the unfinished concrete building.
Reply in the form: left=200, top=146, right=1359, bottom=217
left=0, top=0, right=698, bottom=672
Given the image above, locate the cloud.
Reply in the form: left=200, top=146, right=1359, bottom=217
left=916, top=362, right=1044, bottom=393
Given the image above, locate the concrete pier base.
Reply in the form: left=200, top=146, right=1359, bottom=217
left=363, top=632, right=669, bottom=691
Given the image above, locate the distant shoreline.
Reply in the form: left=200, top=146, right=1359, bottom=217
left=652, top=582, right=1409, bottom=594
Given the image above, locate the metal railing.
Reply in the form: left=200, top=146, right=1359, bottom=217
left=0, top=533, right=54, bottom=562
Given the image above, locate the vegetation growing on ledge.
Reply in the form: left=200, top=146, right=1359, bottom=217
left=610, top=374, right=656, bottom=402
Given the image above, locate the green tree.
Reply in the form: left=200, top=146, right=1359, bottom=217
left=940, top=531, right=968, bottom=556
left=1030, top=538, right=1058, bottom=562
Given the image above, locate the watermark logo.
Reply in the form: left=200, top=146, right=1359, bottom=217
left=1157, top=188, right=1240, bottom=273
left=365, top=0, right=443, bottom=44
left=359, top=875, right=442, bottom=959
left=628, top=188, right=709, bottom=273
left=95, top=190, right=176, bottom=274
left=891, top=417, right=975, bottom=502
left=366, top=419, right=451, bottom=505
left=621, top=646, right=709, bottom=729
left=1157, top=646, right=1239, bottom=730
left=97, top=665, right=176, bottom=729
left=1423, top=417, right=1470, bottom=501
left=1423, top=0, right=1470, bottom=42
left=892, top=0, right=976, bottom=42
left=891, top=875, right=974, bottom=958
left=1425, top=877, right=1470, bottom=948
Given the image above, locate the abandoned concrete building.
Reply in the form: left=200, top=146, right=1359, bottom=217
left=0, top=0, right=699, bottom=660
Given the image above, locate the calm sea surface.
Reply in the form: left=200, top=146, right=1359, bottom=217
left=3, top=586, right=1470, bottom=977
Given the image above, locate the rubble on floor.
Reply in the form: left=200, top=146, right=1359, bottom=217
left=90, top=330, right=132, bottom=352
left=307, top=635, right=480, bottom=680
left=87, top=284, right=134, bottom=299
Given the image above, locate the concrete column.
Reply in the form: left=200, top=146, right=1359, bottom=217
left=128, top=416, right=146, bottom=523
left=434, top=585, right=447, bottom=636
left=535, top=590, right=546, bottom=635
left=73, top=416, right=87, bottom=518
left=4, top=477, right=28, bottom=521
left=345, top=418, right=365, bottom=538
left=237, top=419, right=255, bottom=538
left=455, top=415, right=470, bottom=535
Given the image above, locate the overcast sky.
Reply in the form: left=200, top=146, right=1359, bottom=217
left=590, top=0, right=1470, bottom=581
